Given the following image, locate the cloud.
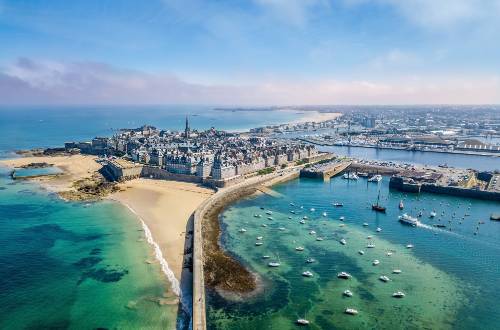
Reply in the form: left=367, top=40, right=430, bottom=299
left=254, top=0, right=330, bottom=27
left=370, top=49, right=420, bottom=69
left=1, top=58, right=499, bottom=106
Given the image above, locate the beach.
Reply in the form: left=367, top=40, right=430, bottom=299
left=287, top=111, right=342, bottom=125
left=111, top=179, right=214, bottom=280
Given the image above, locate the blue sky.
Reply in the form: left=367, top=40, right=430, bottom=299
left=1, top=0, right=499, bottom=105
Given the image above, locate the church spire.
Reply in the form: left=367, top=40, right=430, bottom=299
left=185, top=114, right=190, bottom=139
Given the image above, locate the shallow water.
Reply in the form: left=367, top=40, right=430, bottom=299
left=0, top=168, right=178, bottom=329
left=208, top=176, right=500, bottom=329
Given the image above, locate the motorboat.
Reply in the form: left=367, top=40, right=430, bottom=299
left=299, top=220, right=306, bottom=224
left=302, top=271, right=313, bottom=277
left=343, top=172, right=359, bottom=180
left=363, top=222, right=369, bottom=226
left=306, top=258, right=315, bottom=263
left=296, top=246, right=304, bottom=251
left=279, top=227, right=286, bottom=231
left=316, top=237, right=324, bottom=241
left=386, top=252, right=393, bottom=256
left=309, top=230, right=316, bottom=235
left=290, top=202, right=295, bottom=206
left=339, top=223, right=345, bottom=227
left=379, top=275, right=390, bottom=282
left=267, top=217, right=273, bottom=220
left=303, top=216, right=308, bottom=220
left=343, top=290, right=353, bottom=297
left=366, top=243, right=375, bottom=248
left=337, top=272, right=351, bottom=279
left=392, top=291, right=405, bottom=298
left=239, top=228, right=247, bottom=233
left=340, top=238, right=347, bottom=245
left=345, top=308, right=358, bottom=315
left=290, top=210, right=296, bottom=214
left=322, top=212, right=327, bottom=217
left=430, top=211, right=437, bottom=218
left=372, top=259, right=380, bottom=266
left=261, top=224, right=267, bottom=227
left=256, top=236, right=263, bottom=240
left=333, top=202, right=344, bottom=207
left=296, top=319, right=310, bottom=326
left=368, top=174, right=382, bottom=182
left=406, top=244, right=414, bottom=249
left=358, top=250, right=365, bottom=255
left=392, top=269, right=402, bottom=274
left=266, top=210, right=273, bottom=215
left=268, top=261, right=281, bottom=267
left=339, top=216, right=345, bottom=221
left=254, top=214, right=260, bottom=218
left=366, top=235, right=372, bottom=239
left=255, top=242, right=263, bottom=246
left=262, top=255, right=270, bottom=259
left=310, top=208, right=315, bottom=212
left=288, top=216, right=292, bottom=219
left=399, top=200, right=404, bottom=210
left=376, top=227, right=382, bottom=232
left=398, top=213, right=419, bottom=226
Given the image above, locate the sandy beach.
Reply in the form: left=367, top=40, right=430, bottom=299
left=0, top=154, right=101, bottom=192
left=111, top=179, right=214, bottom=280
left=286, top=110, right=342, bottom=125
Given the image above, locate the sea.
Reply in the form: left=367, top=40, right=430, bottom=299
left=0, top=106, right=498, bottom=329
left=208, top=176, right=500, bottom=330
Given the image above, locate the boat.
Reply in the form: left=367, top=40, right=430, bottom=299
left=267, top=217, right=273, bottom=220
left=398, top=213, right=419, bottom=226
left=296, top=319, right=310, bottom=326
left=491, top=213, right=500, bottom=221
left=239, top=228, right=247, bottom=233
left=339, top=223, right=345, bottom=227
left=363, top=222, right=369, bottom=226
left=278, top=227, right=285, bottom=231
left=266, top=211, right=272, bottom=215
left=343, top=290, right=353, bottom=297
left=399, top=200, right=404, bottom=210
left=392, top=291, right=405, bottom=298
left=262, top=255, right=270, bottom=259
left=299, top=220, right=306, bottom=224
left=255, top=242, right=263, bottom=246
left=343, top=172, right=359, bottom=180
left=366, top=243, right=375, bottom=248
left=430, top=211, right=437, bottom=218
left=376, top=227, right=382, bottom=232
left=366, top=235, right=373, bottom=239
left=333, top=202, right=344, bottom=207
left=254, top=214, right=260, bottom=218
left=339, top=216, right=345, bottom=221
left=379, top=275, right=390, bottom=282
left=357, top=172, right=369, bottom=177
left=290, top=210, right=296, bottom=214
left=372, top=259, right=380, bottom=266
left=256, top=236, right=263, bottom=240
left=392, top=269, right=402, bottom=274
left=358, top=250, right=365, bottom=255
left=306, top=258, right=315, bottom=263
left=316, top=237, right=324, bottom=241
left=368, top=174, right=382, bottom=182
left=296, top=246, right=304, bottom=251
left=433, top=224, right=446, bottom=228
left=345, top=308, right=358, bottom=315
left=340, top=238, right=347, bottom=245
left=337, top=272, right=351, bottom=279
left=406, top=244, right=414, bottom=249
left=310, top=208, right=315, bottom=212
left=309, top=230, right=316, bottom=235
left=386, top=252, right=393, bottom=256
left=302, top=271, right=313, bottom=277
left=322, top=212, right=327, bottom=217
left=261, top=224, right=267, bottom=227
left=303, top=216, right=308, bottom=220
left=372, top=189, right=386, bottom=213
left=418, top=211, right=423, bottom=217
left=290, top=202, right=295, bottom=206
left=268, top=261, right=280, bottom=267
left=288, top=216, right=292, bottom=219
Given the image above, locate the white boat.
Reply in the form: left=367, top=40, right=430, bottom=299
left=368, top=174, right=382, bottom=182
left=309, top=230, right=316, bottom=235
left=299, top=220, right=306, bottom=224
left=267, top=217, right=273, bottom=220
left=343, top=173, right=359, bottom=180
left=303, top=216, right=308, bottom=220
left=345, top=308, right=358, bottom=315
left=261, top=224, right=267, bottom=227
left=358, top=250, right=365, bottom=255
left=376, top=227, right=382, bottom=232
left=366, top=235, right=372, bottom=239
left=254, top=214, right=260, bottom=218
left=337, top=272, right=351, bottom=279
left=239, top=228, right=247, bottom=233
left=392, top=269, right=402, bottom=274
left=379, top=275, right=390, bottom=282
left=340, top=238, right=347, bottom=245
left=306, top=258, right=315, bottom=263
left=339, top=216, right=345, bottom=221
left=290, top=210, right=296, bottom=214
left=363, top=223, right=369, bottom=226
left=268, top=261, right=280, bottom=267
left=322, top=212, right=327, bottom=217
left=366, top=243, right=375, bottom=248
left=406, top=244, right=414, bottom=249
left=266, top=211, right=273, bottom=215
left=372, top=259, right=380, bottom=266
left=278, top=227, right=285, bottom=231
left=316, top=237, right=324, bottom=241
left=343, top=290, right=353, bottom=297
left=333, top=202, right=343, bottom=207
left=296, top=319, right=309, bottom=325
left=430, top=211, right=437, bottom=218
left=392, top=291, right=405, bottom=298
left=339, top=224, right=345, bottom=227
left=296, top=246, right=304, bottom=251
left=386, top=252, right=393, bottom=256
left=256, top=236, right=263, bottom=240
left=302, top=271, right=313, bottom=277
left=255, top=242, right=263, bottom=246
left=399, top=213, right=419, bottom=226
left=310, top=208, right=315, bottom=212
left=262, top=255, right=270, bottom=259
left=290, top=202, right=295, bottom=206
left=288, top=216, right=292, bottom=219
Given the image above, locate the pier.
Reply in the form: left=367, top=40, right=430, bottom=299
left=300, top=160, right=351, bottom=180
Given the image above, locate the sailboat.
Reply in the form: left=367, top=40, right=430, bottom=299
left=372, top=189, right=386, bottom=213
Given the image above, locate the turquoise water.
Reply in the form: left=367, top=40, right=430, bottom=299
left=208, top=177, right=500, bottom=329
left=0, top=167, right=179, bottom=329
left=13, top=166, right=63, bottom=178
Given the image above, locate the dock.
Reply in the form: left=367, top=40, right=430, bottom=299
left=300, top=160, right=351, bottom=180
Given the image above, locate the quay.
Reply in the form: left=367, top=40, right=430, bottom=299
left=300, top=160, right=351, bottom=180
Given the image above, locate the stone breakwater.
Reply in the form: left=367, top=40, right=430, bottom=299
left=192, top=169, right=300, bottom=330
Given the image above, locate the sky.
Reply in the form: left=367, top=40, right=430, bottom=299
left=0, top=0, right=499, bottom=105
